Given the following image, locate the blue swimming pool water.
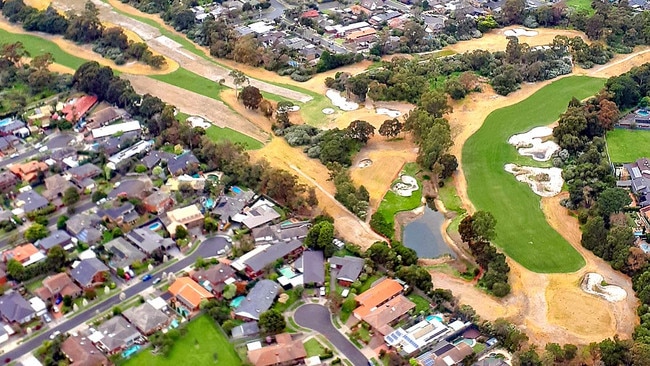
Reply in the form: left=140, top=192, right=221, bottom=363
left=0, top=118, right=13, bottom=127
left=453, top=338, right=476, bottom=347
left=638, top=109, right=650, bottom=117
left=149, top=222, right=162, bottom=230
left=230, top=296, right=245, bottom=308
left=426, top=315, right=443, bottom=323
left=232, top=186, right=243, bottom=194
left=169, top=319, right=179, bottom=329
left=122, top=345, right=140, bottom=358
left=204, top=197, right=215, bottom=209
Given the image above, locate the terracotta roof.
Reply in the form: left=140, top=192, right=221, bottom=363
left=361, top=295, right=415, bottom=335
left=41, top=273, right=81, bottom=299
left=301, top=9, right=319, bottom=18
left=354, top=278, right=403, bottom=318
left=62, top=95, right=98, bottom=122
left=168, top=277, right=214, bottom=309
left=9, top=161, right=48, bottom=182
left=346, top=27, right=376, bottom=41
left=61, top=335, right=109, bottom=366
left=248, top=334, right=307, bottom=366
left=3, top=244, right=39, bottom=263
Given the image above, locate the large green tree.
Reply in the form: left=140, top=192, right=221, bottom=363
left=259, top=309, right=286, bottom=334
left=25, top=223, right=49, bottom=242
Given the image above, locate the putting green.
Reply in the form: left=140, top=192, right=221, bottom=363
left=463, top=76, right=605, bottom=273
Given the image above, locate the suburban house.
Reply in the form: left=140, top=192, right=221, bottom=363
left=415, top=341, right=473, bottom=366
left=0, top=119, right=27, bottom=137
left=61, top=334, right=110, bottom=366
left=252, top=221, right=311, bottom=244
left=91, top=316, right=142, bottom=354
left=247, top=333, right=307, bottom=366
left=166, top=204, right=204, bottom=237
left=623, top=158, right=650, bottom=207
left=294, top=251, right=325, bottom=287
left=42, top=174, right=76, bottom=203
left=191, top=263, right=236, bottom=297
left=0, top=292, right=36, bottom=324
left=330, top=256, right=365, bottom=286
left=104, top=238, right=146, bottom=272
left=107, top=178, right=152, bottom=200
left=66, top=164, right=102, bottom=187
left=167, top=152, right=199, bottom=176
left=231, top=240, right=304, bottom=279
left=9, top=161, right=48, bottom=182
left=98, top=202, right=140, bottom=227
left=0, top=136, right=18, bottom=157
left=0, top=172, right=17, bottom=192
left=238, top=201, right=281, bottom=230
left=234, top=279, right=279, bottom=321
left=60, top=95, right=98, bottom=122
left=2, top=243, right=46, bottom=266
left=70, top=257, right=110, bottom=289
left=142, top=150, right=174, bottom=169
left=168, top=277, right=214, bottom=317
left=35, top=230, right=73, bottom=252
left=91, top=120, right=141, bottom=140
left=213, top=188, right=256, bottom=224
left=34, top=273, right=82, bottom=303
left=87, top=105, right=122, bottom=129
left=353, top=279, right=412, bottom=334
left=125, top=228, right=175, bottom=255
left=15, top=190, right=49, bottom=214
left=98, top=131, right=139, bottom=155
left=66, top=212, right=102, bottom=245
left=231, top=321, right=260, bottom=339
left=106, top=140, right=153, bottom=170
left=49, top=147, right=77, bottom=168
left=122, top=302, right=170, bottom=335
left=143, top=191, right=174, bottom=213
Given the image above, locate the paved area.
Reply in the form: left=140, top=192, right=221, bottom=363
left=294, top=304, right=369, bottom=366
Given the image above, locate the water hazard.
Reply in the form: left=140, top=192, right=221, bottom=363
left=402, top=206, right=456, bottom=259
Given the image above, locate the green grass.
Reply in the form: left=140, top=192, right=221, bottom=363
left=0, top=29, right=88, bottom=70
left=304, top=338, right=328, bottom=357
left=359, top=274, right=382, bottom=293
left=472, top=342, right=486, bottom=353
left=205, top=126, right=263, bottom=150
left=566, top=0, right=595, bottom=15
left=463, top=76, right=604, bottom=273
left=150, top=68, right=227, bottom=101
left=407, top=294, right=431, bottom=314
left=272, top=288, right=300, bottom=312
left=122, top=315, right=240, bottom=366
left=438, top=181, right=465, bottom=215
left=376, top=162, right=422, bottom=227
left=606, top=128, right=650, bottom=163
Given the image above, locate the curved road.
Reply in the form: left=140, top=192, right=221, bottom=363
left=1, top=236, right=230, bottom=363
left=294, top=304, right=368, bottom=366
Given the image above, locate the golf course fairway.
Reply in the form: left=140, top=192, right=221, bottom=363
left=463, top=76, right=605, bottom=273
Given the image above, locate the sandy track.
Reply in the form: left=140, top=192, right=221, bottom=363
left=122, top=74, right=268, bottom=143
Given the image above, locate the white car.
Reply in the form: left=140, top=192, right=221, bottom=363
left=319, top=287, right=326, bottom=296
left=9, top=153, right=18, bottom=158
left=341, top=288, right=350, bottom=298
left=38, top=146, right=48, bottom=152
left=49, top=330, right=61, bottom=340
left=34, top=143, right=42, bottom=149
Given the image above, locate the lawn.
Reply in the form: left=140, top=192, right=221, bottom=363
left=376, top=163, right=423, bottom=227
left=606, top=128, right=650, bottom=163
left=463, top=76, right=604, bottom=273
left=407, top=294, right=431, bottom=314
left=304, top=338, right=328, bottom=358
left=0, top=29, right=88, bottom=70
left=205, top=126, right=263, bottom=150
left=437, top=180, right=465, bottom=215
left=122, top=315, right=241, bottom=366
left=566, top=0, right=595, bottom=14
left=150, top=68, right=227, bottom=102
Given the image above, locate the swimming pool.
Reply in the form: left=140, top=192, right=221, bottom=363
left=453, top=338, right=476, bottom=347
left=279, top=267, right=297, bottom=278
left=0, top=118, right=14, bottom=127
left=230, top=296, right=245, bottom=308
left=638, top=109, right=650, bottom=117
left=122, top=345, right=140, bottom=358
left=169, top=319, right=179, bottom=329
left=149, top=222, right=162, bottom=230
left=426, top=315, right=443, bottom=323
left=232, top=186, right=243, bottom=194
left=204, top=197, right=215, bottom=209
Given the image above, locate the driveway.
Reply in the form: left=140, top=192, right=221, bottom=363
left=294, top=304, right=368, bottom=366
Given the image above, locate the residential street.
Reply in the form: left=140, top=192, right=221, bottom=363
left=294, top=304, right=369, bottom=366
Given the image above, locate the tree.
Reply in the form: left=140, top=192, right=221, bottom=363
left=222, top=284, right=236, bottom=299
left=370, top=212, right=394, bottom=238
left=7, top=259, right=24, bottom=281
left=25, top=223, right=49, bottom=242
left=62, top=187, right=80, bottom=206
left=304, top=221, right=337, bottom=257
left=346, top=75, right=369, bottom=102
left=472, top=211, right=497, bottom=242
left=175, top=225, right=189, bottom=240
left=56, top=215, right=69, bottom=230
left=239, top=85, right=263, bottom=110
left=502, top=0, right=526, bottom=24
left=259, top=309, right=286, bottom=334
left=439, top=154, right=458, bottom=180
left=1, top=42, right=29, bottom=67
left=229, top=69, right=249, bottom=98
left=346, top=120, right=375, bottom=143
left=419, top=90, right=451, bottom=118
left=598, top=187, right=631, bottom=219
left=259, top=99, right=274, bottom=118
left=204, top=217, right=218, bottom=232
left=378, top=118, right=403, bottom=139
left=396, top=265, right=432, bottom=292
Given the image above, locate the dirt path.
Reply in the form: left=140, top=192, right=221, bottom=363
left=122, top=74, right=268, bottom=143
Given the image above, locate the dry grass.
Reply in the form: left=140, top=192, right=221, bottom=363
left=23, top=0, right=50, bottom=10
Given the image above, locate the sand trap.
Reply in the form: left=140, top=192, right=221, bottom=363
left=393, top=175, right=419, bottom=197
left=187, top=116, right=211, bottom=129
left=322, top=108, right=335, bottom=115
left=326, top=89, right=359, bottom=111
left=504, top=28, right=538, bottom=37
left=508, top=127, right=560, bottom=162
left=376, top=108, right=401, bottom=118
left=504, top=164, right=563, bottom=197
left=358, top=158, right=373, bottom=168
left=581, top=272, right=627, bottom=302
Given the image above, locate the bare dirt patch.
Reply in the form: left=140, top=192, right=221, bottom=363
left=23, top=0, right=50, bottom=10
left=324, top=101, right=414, bottom=130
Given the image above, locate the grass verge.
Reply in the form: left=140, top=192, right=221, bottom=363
left=606, top=128, right=650, bottom=164
left=462, top=76, right=603, bottom=273
left=304, top=338, right=328, bottom=357
left=376, top=162, right=422, bottom=227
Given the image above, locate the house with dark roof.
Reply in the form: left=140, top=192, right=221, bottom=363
left=167, top=152, right=199, bottom=176
left=213, top=188, right=256, bottom=223
left=252, top=221, right=311, bottom=244
left=35, top=230, right=72, bottom=251
left=42, top=174, right=76, bottom=202
left=71, top=258, right=109, bottom=289
left=34, top=273, right=82, bottom=302
left=49, top=147, right=77, bottom=166
left=231, top=240, right=304, bottom=279
left=0, top=292, right=36, bottom=324
left=191, top=263, right=236, bottom=296
left=66, top=212, right=102, bottom=244
left=234, top=280, right=279, bottom=320
left=122, top=302, right=170, bottom=335
left=143, top=191, right=174, bottom=213
left=98, top=202, right=139, bottom=227
left=415, top=342, right=473, bottom=366
left=0, top=120, right=26, bottom=137
left=107, top=178, right=152, bottom=200
left=104, top=237, right=146, bottom=271
left=624, top=158, right=650, bottom=207
left=61, top=334, right=110, bottom=366
left=231, top=321, right=260, bottom=339
left=294, top=251, right=324, bottom=286
left=0, top=136, right=17, bottom=157
left=142, top=150, right=174, bottom=169
left=15, top=190, right=49, bottom=214
left=87, top=106, right=121, bottom=128
left=247, top=333, right=307, bottom=366
left=330, top=256, right=365, bottom=286
left=67, top=164, right=101, bottom=186
left=98, top=131, right=140, bottom=156
left=94, top=316, right=142, bottom=354
left=126, top=228, right=175, bottom=255
left=0, top=172, right=18, bottom=192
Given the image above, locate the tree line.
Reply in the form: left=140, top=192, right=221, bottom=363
left=0, top=0, right=166, bottom=68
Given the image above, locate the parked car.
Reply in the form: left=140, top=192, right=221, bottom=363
left=341, top=288, right=350, bottom=298
left=9, top=153, right=18, bottom=158
left=152, top=278, right=161, bottom=285
left=49, top=330, right=61, bottom=340
left=42, top=313, right=52, bottom=323
left=320, top=287, right=326, bottom=296
left=142, top=274, right=152, bottom=282
left=34, top=143, right=42, bottom=149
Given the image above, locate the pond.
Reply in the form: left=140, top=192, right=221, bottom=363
left=402, top=206, right=456, bottom=259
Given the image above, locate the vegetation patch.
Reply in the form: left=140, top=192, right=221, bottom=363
left=150, top=68, right=227, bottom=101
left=463, top=76, right=603, bottom=273
left=205, top=126, right=263, bottom=150
left=407, top=294, right=431, bottom=314
left=375, top=163, right=423, bottom=227
left=606, top=128, right=650, bottom=164
left=303, top=338, right=330, bottom=358
left=0, top=29, right=87, bottom=69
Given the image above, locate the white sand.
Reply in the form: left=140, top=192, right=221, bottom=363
left=504, top=164, right=563, bottom=197
left=581, top=272, right=627, bottom=302
left=508, top=126, right=560, bottom=162
left=376, top=108, right=401, bottom=118
left=326, top=89, right=359, bottom=111
left=504, top=28, right=538, bottom=37
left=322, top=108, right=335, bottom=115
left=393, top=175, right=419, bottom=197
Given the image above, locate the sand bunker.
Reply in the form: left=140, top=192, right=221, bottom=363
left=322, top=108, right=335, bottom=115
left=326, top=89, right=359, bottom=111
left=581, top=273, right=627, bottom=302
left=376, top=108, right=401, bottom=118
left=504, top=28, right=538, bottom=37
left=358, top=158, right=373, bottom=168
left=504, top=164, right=563, bottom=197
left=508, top=127, right=560, bottom=162
left=187, top=116, right=211, bottom=129
left=393, top=175, right=419, bottom=197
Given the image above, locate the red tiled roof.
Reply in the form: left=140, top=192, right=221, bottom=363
left=62, top=95, right=98, bottom=122
left=354, top=278, right=403, bottom=318
left=301, top=10, right=319, bottom=18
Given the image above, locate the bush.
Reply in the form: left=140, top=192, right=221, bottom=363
left=491, top=282, right=511, bottom=297
left=290, top=72, right=312, bottom=82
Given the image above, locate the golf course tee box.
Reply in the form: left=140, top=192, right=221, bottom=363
left=463, top=76, right=605, bottom=273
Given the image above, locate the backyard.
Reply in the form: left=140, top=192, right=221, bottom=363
left=122, top=315, right=241, bottom=366
left=375, top=163, right=423, bottom=227
left=463, top=76, right=603, bottom=273
left=606, top=128, right=650, bottom=163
